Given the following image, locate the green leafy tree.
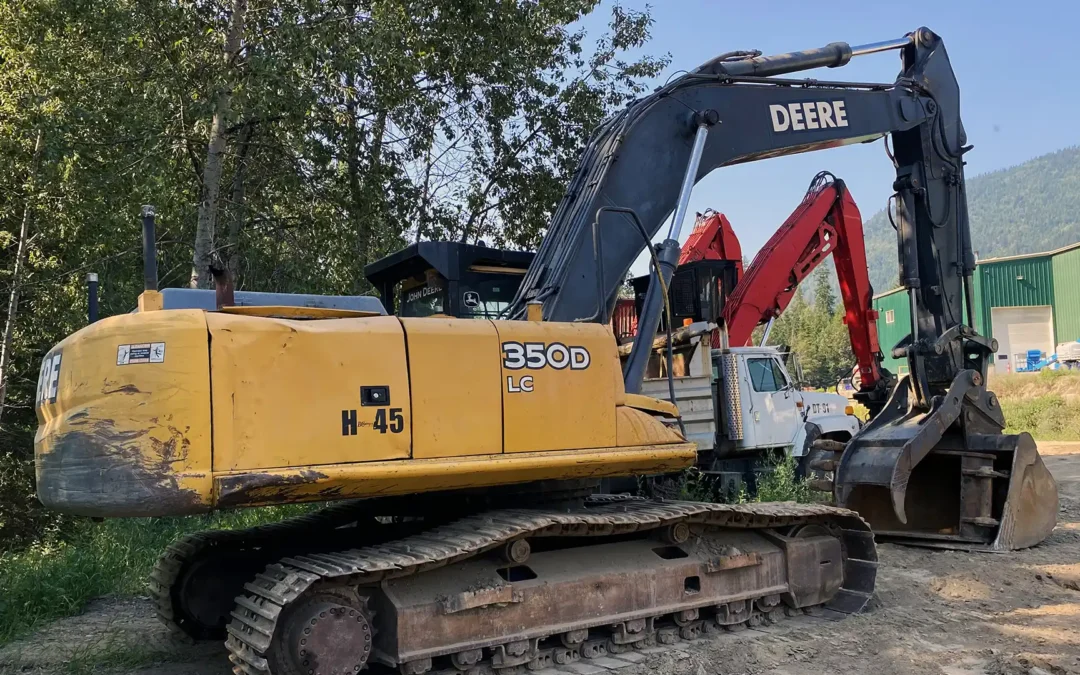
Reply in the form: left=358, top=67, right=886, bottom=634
left=763, top=268, right=853, bottom=389
left=0, top=0, right=667, bottom=549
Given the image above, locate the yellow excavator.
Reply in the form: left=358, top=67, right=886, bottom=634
left=34, top=28, right=1055, bottom=675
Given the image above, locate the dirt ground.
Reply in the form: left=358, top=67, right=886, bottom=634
left=3, top=443, right=1080, bottom=675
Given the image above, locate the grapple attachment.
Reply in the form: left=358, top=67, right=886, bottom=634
left=832, top=371, right=1058, bottom=551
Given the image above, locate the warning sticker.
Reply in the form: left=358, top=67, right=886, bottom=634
left=117, top=342, right=166, bottom=365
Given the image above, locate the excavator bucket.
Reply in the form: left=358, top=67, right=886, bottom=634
left=832, top=372, right=1058, bottom=551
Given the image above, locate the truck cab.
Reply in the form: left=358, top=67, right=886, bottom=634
left=721, top=346, right=857, bottom=456
left=641, top=334, right=859, bottom=483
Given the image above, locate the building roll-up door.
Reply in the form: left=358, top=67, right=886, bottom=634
left=991, top=305, right=1054, bottom=374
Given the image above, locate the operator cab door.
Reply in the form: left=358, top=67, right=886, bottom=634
left=745, top=356, right=799, bottom=448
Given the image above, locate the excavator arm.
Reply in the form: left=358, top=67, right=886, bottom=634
left=510, top=46, right=923, bottom=331
left=507, top=30, right=951, bottom=397
left=510, top=28, right=1057, bottom=550
left=723, top=172, right=889, bottom=406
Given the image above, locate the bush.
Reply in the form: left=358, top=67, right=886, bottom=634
left=0, top=451, right=76, bottom=554
left=1001, top=394, right=1080, bottom=441
left=755, top=455, right=817, bottom=504
left=659, top=455, right=819, bottom=505
left=0, top=505, right=311, bottom=645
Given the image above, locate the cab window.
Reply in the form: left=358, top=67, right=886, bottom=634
left=748, top=357, right=789, bottom=393
left=398, top=273, right=446, bottom=317
left=458, top=277, right=518, bottom=319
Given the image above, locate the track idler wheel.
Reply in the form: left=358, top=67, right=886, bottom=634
left=271, top=591, right=374, bottom=675
left=169, top=545, right=267, bottom=640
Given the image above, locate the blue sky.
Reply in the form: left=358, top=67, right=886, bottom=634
left=574, top=1, right=1080, bottom=273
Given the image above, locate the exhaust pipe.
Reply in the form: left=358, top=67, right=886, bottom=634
left=141, top=205, right=158, bottom=292
left=137, top=205, right=163, bottom=312
left=86, top=273, right=98, bottom=324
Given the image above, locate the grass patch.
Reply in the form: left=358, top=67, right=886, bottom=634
left=0, top=505, right=311, bottom=647
left=982, top=370, right=1080, bottom=441
left=1001, top=394, right=1080, bottom=441
left=664, top=455, right=819, bottom=505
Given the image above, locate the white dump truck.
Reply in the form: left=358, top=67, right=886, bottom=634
left=643, top=332, right=860, bottom=490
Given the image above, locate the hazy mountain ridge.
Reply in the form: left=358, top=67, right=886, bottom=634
left=863, top=145, right=1080, bottom=293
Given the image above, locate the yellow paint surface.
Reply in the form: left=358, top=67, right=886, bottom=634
left=402, top=318, right=502, bottom=458
left=213, top=443, right=695, bottom=507
left=493, top=320, right=618, bottom=453
left=34, top=310, right=212, bottom=514
left=36, top=308, right=696, bottom=518
left=208, top=313, right=411, bottom=471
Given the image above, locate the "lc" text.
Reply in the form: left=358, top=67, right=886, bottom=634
left=506, top=375, right=534, bottom=393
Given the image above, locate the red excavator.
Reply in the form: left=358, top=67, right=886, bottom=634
left=627, top=171, right=890, bottom=414
left=721, top=171, right=891, bottom=411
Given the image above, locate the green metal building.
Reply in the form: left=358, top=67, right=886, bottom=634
left=873, top=242, right=1080, bottom=375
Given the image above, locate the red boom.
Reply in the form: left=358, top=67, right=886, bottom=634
left=722, top=173, right=884, bottom=390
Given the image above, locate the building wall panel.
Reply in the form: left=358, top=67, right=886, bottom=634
left=1052, top=247, right=1080, bottom=344
left=872, top=288, right=910, bottom=374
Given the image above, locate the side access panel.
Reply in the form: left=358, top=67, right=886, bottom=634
left=401, top=318, right=502, bottom=458
left=208, top=313, right=411, bottom=471
left=493, top=321, right=618, bottom=453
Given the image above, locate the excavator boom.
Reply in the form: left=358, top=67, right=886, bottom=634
left=507, top=26, right=1055, bottom=549
left=723, top=172, right=888, bottom=406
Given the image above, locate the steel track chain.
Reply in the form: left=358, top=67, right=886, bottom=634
left=224, top=500, right=877, bottom=675
left=421, top=600, right=816, bottom=675
left=150, top=484, right=599, bottom=640
left=149, top=500, right=375, bottom=640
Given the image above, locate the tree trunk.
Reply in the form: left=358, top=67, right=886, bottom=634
left=416, top=139, right=433, bottom=244
left=190, top=0, right=247, bottom=289
left=361, top=109, right=387, bottom=267
left=347, top=88, right=386, bottom=292
left=226, top=122, right=254, bottom=282
left=0, top=129, right=44, bottom=425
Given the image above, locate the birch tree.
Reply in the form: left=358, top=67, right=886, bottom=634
left=191, top=0, right=248, bottom=289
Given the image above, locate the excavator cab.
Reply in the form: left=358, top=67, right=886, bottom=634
left=365, top=241, right=533, bottom=319
left=630, top=259, right=740, bottom=335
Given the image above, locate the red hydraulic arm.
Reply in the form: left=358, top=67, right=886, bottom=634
left=679, top=211, right=744, bottom=275
left=722, top=172, right=885, bottom=391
